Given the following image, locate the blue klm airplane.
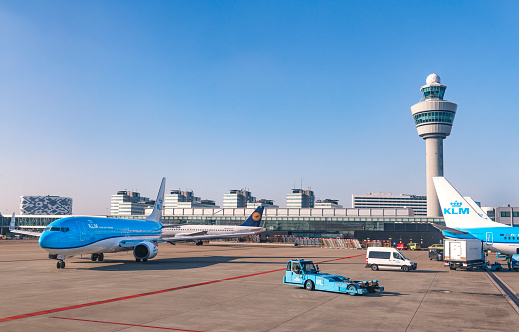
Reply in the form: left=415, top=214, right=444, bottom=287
left=433, top=177, right=519, bottom=256
left=9, top=178, right=265, bottom=269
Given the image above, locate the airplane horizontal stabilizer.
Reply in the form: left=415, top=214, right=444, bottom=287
left=430, top=223, right=469, bottom=235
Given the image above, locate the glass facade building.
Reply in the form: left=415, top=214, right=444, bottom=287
left=20, top=196, right=72, bottom=215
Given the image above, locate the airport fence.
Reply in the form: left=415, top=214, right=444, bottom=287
left=361, top=240, right=391, bottom=248
left=211, top=235, right=362, bottom=249
left=275, top=235, right=362, bottom=249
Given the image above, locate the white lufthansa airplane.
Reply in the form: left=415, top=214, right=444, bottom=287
left=9, top=178, right=266, bottom=268
left=433, top=177, right=519, bottom=255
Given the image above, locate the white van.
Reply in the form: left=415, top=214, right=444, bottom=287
left=366, top=247, right=417, bottom=272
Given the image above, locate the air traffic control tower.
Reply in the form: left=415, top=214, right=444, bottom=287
left=411, top=74, right=457, bottom=217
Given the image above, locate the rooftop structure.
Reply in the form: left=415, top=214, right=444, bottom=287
left=352, top=193, right=425, bottom=216
left=315, top=199, right=343, bottom=209
left=247, top=199, right=279, bottom=209
left=287, top=189, right=314, bottom=208
left=110, top=190, right=154, bottom=215
left=223, top=189, right=255, bottom=208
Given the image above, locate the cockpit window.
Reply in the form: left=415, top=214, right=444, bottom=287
left=44, top=227, right=70, bottom=232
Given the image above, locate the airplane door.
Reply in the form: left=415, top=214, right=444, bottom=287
left=76, top=221, right=86, bottom=241
left=486, top=232, right=493, bottom=245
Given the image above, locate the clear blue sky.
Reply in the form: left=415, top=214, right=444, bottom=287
left=1, top=1, right=519, bottom=215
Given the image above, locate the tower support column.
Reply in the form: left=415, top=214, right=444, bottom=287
left=425, top=137, right=443, bottom=217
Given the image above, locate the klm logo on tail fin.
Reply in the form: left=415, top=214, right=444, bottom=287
left=443, top=201, right=469, bottom=215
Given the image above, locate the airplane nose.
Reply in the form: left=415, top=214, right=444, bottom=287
left=39, top=232, right=58, bottom=248
left=39, top=232, right=50, bottom=247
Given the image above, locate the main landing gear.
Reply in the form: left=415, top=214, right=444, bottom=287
left=196, top=240, right=204, bottom=246
left=56, top=260, right=65, bottom=269
left=91, top=253, right=104, bottom=261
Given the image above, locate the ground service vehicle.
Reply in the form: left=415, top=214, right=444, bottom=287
left=428, top=244, right=444, bottom=250
left=444, top=239, right=485, bottom=270
left=396, top=243, right=407, bottom=250
left=429, top=248, right=443, bottom=261
left=408, top=243, right=421, bottom=250
left=366, top=247, right=417, bottom=272
left=283, top=259, right=383, bottom=295
left=510, top=255, right=519, bottom=271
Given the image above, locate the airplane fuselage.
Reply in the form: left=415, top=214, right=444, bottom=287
left=444, top=226, right=519, bottom=255
left=39, top=217, right=161, bottom=256
left=161, top=225, right=265, bottom=239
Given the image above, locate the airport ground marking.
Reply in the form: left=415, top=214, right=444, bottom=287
left=486, top=271, right=519, bottom=315
left=51, top=317, right=204, bottom=331
left=0, top=254, right=364, bottom=324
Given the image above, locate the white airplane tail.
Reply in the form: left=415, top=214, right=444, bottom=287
left=145, top=177, right=166, bottom=222
left=432, top=177, right=506, bottom=229
left=9, top=213, right=15, bottom=231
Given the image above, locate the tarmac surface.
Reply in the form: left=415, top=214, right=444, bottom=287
left=1, top=240, right=519, bottom=331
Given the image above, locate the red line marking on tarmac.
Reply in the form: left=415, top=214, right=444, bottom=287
left=52, top=317, right=204, bottom=331
left=0, top=254, right=363, bottom=324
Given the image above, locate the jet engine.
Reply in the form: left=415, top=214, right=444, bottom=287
left=133, top=242, right=158, bottom=261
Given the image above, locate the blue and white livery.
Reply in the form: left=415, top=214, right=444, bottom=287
left=9, top=178, right=265, bottom=269
left=433, top=177, right=518, bottom=255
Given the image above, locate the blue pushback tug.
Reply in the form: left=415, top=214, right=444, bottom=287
left=283, top=259, right=384, bottom=295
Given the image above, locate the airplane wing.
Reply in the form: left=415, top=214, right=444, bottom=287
left=170, top=230, right=208, bottom=237
left=430, top=223, right=469, bottom=235
left=117, top=232, right=209, bottom=248
left=9, top=213, right=42, bottom=237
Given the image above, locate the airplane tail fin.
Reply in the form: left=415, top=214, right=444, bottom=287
left=9, top=213, right=15, bottom=231
left=240, top=206, right=265, bottom=227
left=432, top=177, right=506, bottom=229
left=145, top=177, right=166, bottom=222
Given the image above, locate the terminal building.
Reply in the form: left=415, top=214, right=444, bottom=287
left=247, top=199, right=279, bottom=209
left=483, top=206, right=519, bottom=226
left=1, top=207, right=443, bottom=243
left=19, top=196, right=72, bottom=215
left=352, top=193, right=426, bottom=216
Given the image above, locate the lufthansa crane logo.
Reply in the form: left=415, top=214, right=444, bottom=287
left=252, top=212, right=262, bottom=221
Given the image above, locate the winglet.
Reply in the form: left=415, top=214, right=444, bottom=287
left=240, top=206, right=265, bottom=227
left=145, top=177, right=166, bottom=222
left=9, top=213, right=15, bottom=231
